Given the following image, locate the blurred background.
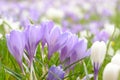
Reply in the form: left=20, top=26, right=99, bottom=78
left=0, top=0, right=120, bottom=33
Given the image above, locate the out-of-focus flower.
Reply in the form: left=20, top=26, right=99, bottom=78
left=47, top=65, right=65, bottom=80
left=46, top=8, right=64, bottom=20
left=80, top=30, right=92, bottom=38
left=24, top=24, right=43, bottom=66
left=90, top=41, right=107, bottom=80
left=0, top=33, right=3, bottom=39
left=104, top=23, right=120, bottom=37
left=46, top=26, right=69, bottom=59
left=63, top=5, right=84, bottom=19
left=29, top=8, right=40, bottom=21
left=6, top=30, right=25, bottom=71
left=4, top=18, right=20, bottom=30
left=103, top=63, right=120, bottom=80
left=89, top=21, right=103, bottom=35
left=107, top=45, right=114, bottom=56
left=93, top=30, right=109, bottom=43
left=0, top=19, right=3, bottom=25
left=111, top=52, right=120, bottom=66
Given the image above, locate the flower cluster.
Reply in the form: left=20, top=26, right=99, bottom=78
left=6, top=21, right=90, bottom=79
left=0, top=0, right=120, bottom=80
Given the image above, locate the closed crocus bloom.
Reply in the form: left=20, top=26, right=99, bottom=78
left=24, top=25, right=43, bottom=66
left=47, top=65, right=65, bottom=80
left=93, top=30, right=109, bottom=43
left=103, top=63, right=120, bottom=80
left=60, top=34, right=78, bottom=62
left=46, top=26, right=69, bottom=59
left=91, top=41, right=107, bottom=66
left=6, top=30, right=25, bottom=71
left=40, top=21, right=54, bottom=49
left=70, top=39, right=90, bottom=64
left=91, top=41, right=107, bottom=80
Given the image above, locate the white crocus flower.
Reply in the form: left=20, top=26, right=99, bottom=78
left=0, top=33, right=3, bottom=39
left=91, top=41, right=107, bottom=65
left=107, top=45, right=114, bottom=56
left=46, top=8, right=64, bottom=20
left=111, top=51, right=120, bottom=66
left=3, top=18, right=20, bottom=30
left=91, top=41, right=107, bottom=80
left=103, top=63, right=120, bottom=80
left=0, top=19, right=3, bottom=25
left=80, top=30, right=92, bottom=38
left=104, top=22, right=120, bottom=37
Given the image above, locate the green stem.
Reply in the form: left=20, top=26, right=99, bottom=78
left=64, top=71, right=81, bottom=79
left=41, top=72, right=48, bottom=80
left=83, top=61, right=90, bottom=80
left=64, top=57, right=87, bottom=70
left=106, top=26, right=116, bottom=55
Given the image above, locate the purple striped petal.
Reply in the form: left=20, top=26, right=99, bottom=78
left=47, top=65, right=65, bottom=80
left=6, top=30, right=25, bottom=71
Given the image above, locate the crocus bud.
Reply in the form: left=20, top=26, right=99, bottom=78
left=91, top=41, right=107, bottom=65
left=103, top=63, right=120, bottom=80
left=47, top=65, right=65, bottom=80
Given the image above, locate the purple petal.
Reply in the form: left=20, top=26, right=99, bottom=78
left=47, top=65, right=65, bottom=80
left=41, top=21, right=54, bottom=49
left=47, top=27, right=61, bottom=59
left=6, top=30, right=25, bottom=70
left=70, top=39, right=88, bottom=64
left=24, top=25, right=43, bottom=66
left=60, top=34, right=78, bottom=62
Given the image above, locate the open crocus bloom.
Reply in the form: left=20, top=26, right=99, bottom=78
left=47, top=65, right=65, bottom=80
left=6, top=30, right=25, bottom=71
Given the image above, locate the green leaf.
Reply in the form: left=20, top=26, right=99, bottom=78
left=4, top=66, right=24, bottom=80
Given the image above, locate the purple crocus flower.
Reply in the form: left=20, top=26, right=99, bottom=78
left=93, top=30, right=109, bottom=43
left=60, top=35, right=90, bottom=70
left=24, top=24, right=43, bottom=66
left=46, top=26, right=69, bottom=59
left=60, top=34, right=78, bottom=62
left=40, top=21, right=54, bottom=49
left=29, top=8, right=40, bottom=22
left=6, top=30, right=25, bottom=71
left=70, top=39, right=90, bottom=64
left=47, top=65, right=65, bottom=80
